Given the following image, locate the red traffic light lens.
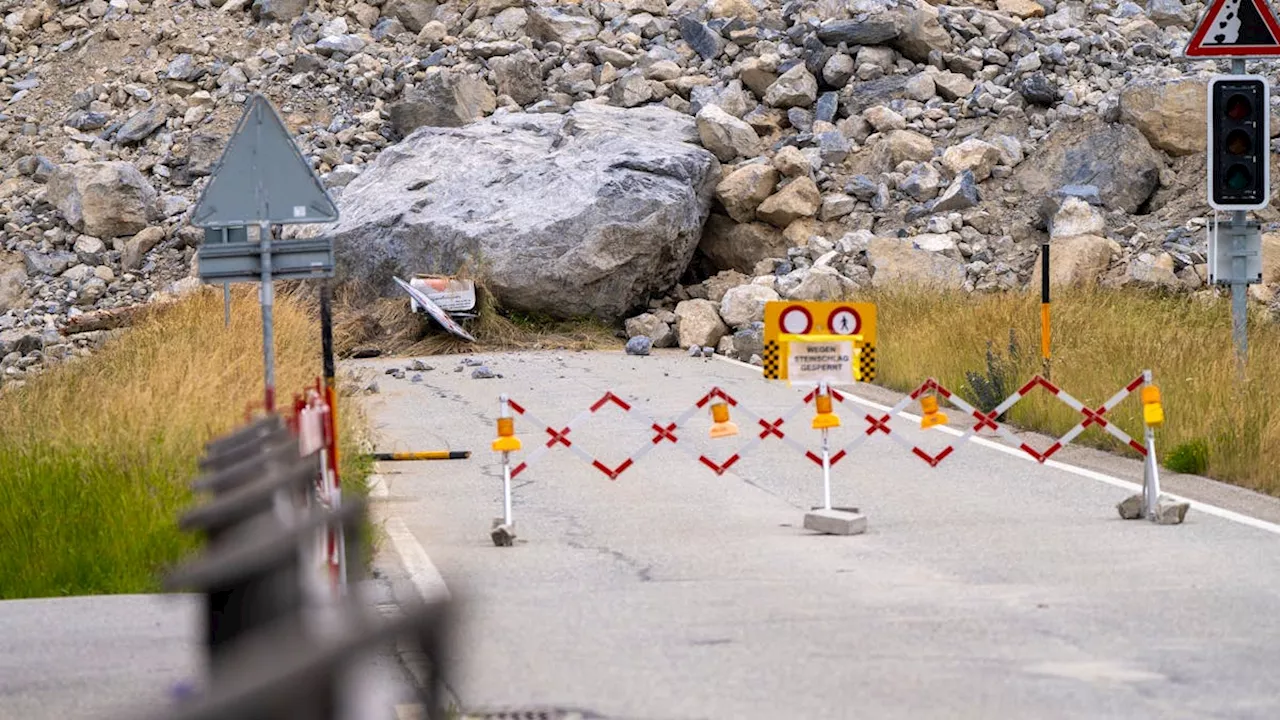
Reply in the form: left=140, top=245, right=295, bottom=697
left=1226, top=93, right=1253, bottom=121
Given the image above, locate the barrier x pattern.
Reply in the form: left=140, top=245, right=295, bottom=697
left=502, top=371, right=1154, bottom=480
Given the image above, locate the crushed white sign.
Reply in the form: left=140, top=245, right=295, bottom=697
left=787, top=340, right=856, bottom=384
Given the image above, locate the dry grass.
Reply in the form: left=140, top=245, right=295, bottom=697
left=331, top=281, right=619, bottom=357
left=0, top=287, right=370, bottom=598
left=859, top=286, right=1280, bottom=494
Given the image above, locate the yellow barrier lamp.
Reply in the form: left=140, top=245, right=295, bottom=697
left=812, top=384, right=841, bottom=430
left=1142, top=385, right=1164, bottom=428
left=920, top=395, right=949, bottom=429
left=492, top=397, right=522, bottom=452
left=709, top=401, right=739, bottom=438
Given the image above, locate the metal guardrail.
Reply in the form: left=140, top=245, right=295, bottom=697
left=128, top=413, right=452, bottom=720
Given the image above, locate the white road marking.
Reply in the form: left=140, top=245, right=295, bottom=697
left=368, top=474, right=451, bottom=601
left=713, top=354, right=1280, bottom=537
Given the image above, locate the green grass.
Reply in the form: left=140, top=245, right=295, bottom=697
left=0, top=287, right=371, bottom=599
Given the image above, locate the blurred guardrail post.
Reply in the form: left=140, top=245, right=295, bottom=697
left=136, top=408, right=452, bottom=720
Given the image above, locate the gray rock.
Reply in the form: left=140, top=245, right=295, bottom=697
left=166, top=54, right=205, bottom=82
left=17, top=156, right=57, bottom=183
left=471, top=366, right=497, bottom=379
left=490, top=50, right=543, bottom=106
left=65, top=111, right=109, bottom=131
left=815, top=92, right=839, bottom=123
left=252, top=0, right=309, bottom=21
left=1014, top=120, right=1162, bottom=214
left=764, top=65, right=818, bottom=108
left=625, top=312, right=675, bottom=347
left=526, top=6, right=601, bottom=44
left=47, top=162, right=157, bottom=238
left=383, top=0, right=437, bottom=33
left=679, top=16, right=725, bottom=60
left=816, top=18, right=900, bottom=46
left=326, top=104, right=718, bottom=321
left=0, top=329, right=41, bottom=357
left=316, top=35, right=367, bottom=55
left=675, top=298, right=728, bottom=349
left=1017, top=73, right=1058, bottom=106
left=867, top=237, right=966, bottom=289
left=699, top=215, right=789, bottom=273
left=931, top=170, right=980, bottom=213
left=901, top=163, right=941, bottom=201
left=24, top=250, right=77, bottom=277
left=625, top=336, right=653, bottom=356
left=122, top=227, right=166, bottom=271
left=1146, top=0, right=1190, bottom=27
left=822, top=54, right=855, bottom=87
left=731, top=322, right=764, bottom=362
left=610, top=73, right=654, bottom=108
left=696, top=105, right=761, bottom=162
left=389, top=70, right=497, bottom=137
left=720, top=284, right=779, bottom=328
left=115, top=103, right=168, bottom=145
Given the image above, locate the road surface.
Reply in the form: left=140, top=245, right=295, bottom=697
left=0, top=581, right=424, bottom=720
left=360, top=349, right=1280, bottom=720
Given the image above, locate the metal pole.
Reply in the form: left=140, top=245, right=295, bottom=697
left=224, top=283, right=232, bottom=327
left=502, top=453, right=513, bottom=526
left=821, top=429, right=832, bottom=511
left=1040, top=242, right=1051, bottom=379
left=1141, top=370, right=1161, bottom=519
left=1231, top=212, right=1248, bottom=373
left=259, top=221, right=275, bottom=412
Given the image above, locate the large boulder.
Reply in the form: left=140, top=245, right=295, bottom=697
left=1013, top=120, right=1163, bottom=214
left=756, top=177, right=821, bottom=228
left=0, top=253, right=27, bottom=313
left=1118, top=77, right=1206, bottom=156
left=698, top=214, right=789, bottom=273
left=47, top=162, right=157, bottom=238
left=675, top=298, right=728, bottom=349
left=720, top=284, right=779, bottom=328
left=867, top=237, right=966, bottom=289
left=1030, top=234, right=1118, bottom=288
left=890, top=0, right=953, bottom=62
left=322, top=103, right=720, bottom=321
left=716, top=163, right=779, bottom=223
left=696, top=105, right=762, bottom=162
left=388, top=70, right=496, bottom=138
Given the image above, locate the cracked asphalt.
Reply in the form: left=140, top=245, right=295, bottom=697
left=357, top=349, right=1280, bottom=720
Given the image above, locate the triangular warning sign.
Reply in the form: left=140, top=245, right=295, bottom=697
left=1185, top=0, right=1280, bottom=56
left=192, top=94, right=339, bottom=228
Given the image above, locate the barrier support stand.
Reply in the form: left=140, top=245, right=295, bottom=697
left=1117, top=370, right=1189, bottom=525
left=803, top=380, right=867, bottom=536
left=491, top=394, right=521, bottom=547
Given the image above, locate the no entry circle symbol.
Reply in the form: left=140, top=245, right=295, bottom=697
left=780, top=306, right=813, bottom=335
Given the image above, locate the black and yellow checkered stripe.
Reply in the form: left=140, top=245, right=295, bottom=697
left=762, top=340, right=782, bottom=379
left=857, top=344, right=876, bottom=382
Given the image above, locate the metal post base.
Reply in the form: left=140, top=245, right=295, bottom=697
left=803, top=508, right=867, bottom=535
left=1117, top=494, right=1190, bottom=525
left=490, top=517, right=516, bottom=547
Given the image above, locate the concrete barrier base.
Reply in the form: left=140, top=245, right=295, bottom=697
left=803, top=508, right=867, bottom=536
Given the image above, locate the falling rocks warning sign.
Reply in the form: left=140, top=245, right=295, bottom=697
left=787, top=340, right=855, bottom=384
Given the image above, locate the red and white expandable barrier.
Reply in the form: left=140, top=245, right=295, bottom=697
left=289, top=382, right=346, bottom=595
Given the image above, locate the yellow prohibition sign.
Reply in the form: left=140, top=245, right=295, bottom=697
left=761, top=301, right=878, bottom=383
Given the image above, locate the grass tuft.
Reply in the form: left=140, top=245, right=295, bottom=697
left=0, top=286, right=369, bottom=599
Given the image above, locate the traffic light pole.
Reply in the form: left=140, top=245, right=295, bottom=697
left=1230, top=58, right=1249, bottom=374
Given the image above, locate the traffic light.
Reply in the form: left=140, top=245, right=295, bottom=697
left=1208, top=75, right=1271, bottom=210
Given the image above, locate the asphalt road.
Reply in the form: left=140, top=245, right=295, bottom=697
left=359, top=349, right=1280, bottom=720
left=0, top=583, right=423, bottom=720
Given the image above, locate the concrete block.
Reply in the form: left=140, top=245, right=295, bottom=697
left=490, top=517, right=516, bottom=547
left=803, top=508, right=867, bottom=536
